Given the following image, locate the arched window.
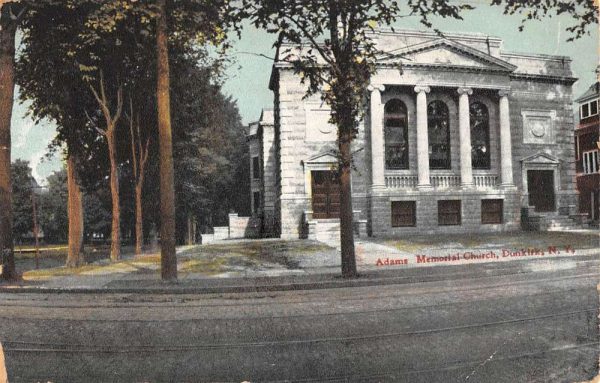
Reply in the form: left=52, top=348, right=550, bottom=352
left=470, top=102, right=490, bottom=169
left=384, top=99, right=408, bottom=169
left=428, top=100, right=450, bottom=169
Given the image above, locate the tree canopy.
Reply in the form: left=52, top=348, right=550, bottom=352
left=17, top=0, right=248, bottom=250
left=10, top=159, right=35, bottom=242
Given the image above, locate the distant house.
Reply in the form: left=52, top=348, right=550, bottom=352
left=574, top=79, right=600, bottom=222
left=249, top=29, right=583, bottom=239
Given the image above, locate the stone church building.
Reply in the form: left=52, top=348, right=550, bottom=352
left=248, top=29, right=580, bottom=240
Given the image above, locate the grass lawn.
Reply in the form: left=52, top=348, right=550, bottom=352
left=178, top=239, right=334, bottom=273
left=378, top=231, right=600, bottom=253
left=17, top=239, right=335, bottom=280
left=16, top=245, right=153, bottom=279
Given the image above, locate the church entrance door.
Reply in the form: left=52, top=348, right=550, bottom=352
left=527, top=170, right=555, bottom=212
left=311, top=170, right=340, bottom=219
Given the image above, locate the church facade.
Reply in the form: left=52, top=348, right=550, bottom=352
left=248, top=29, right=579, bottom=239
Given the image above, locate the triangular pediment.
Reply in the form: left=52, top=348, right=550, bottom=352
left=305, top=152, right=338, bottom=164
left=521, top=152, right=561, bottom=164
left=379, top=38, right=517, bottom=72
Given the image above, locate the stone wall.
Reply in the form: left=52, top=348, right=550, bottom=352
left=228, top=214, right=261, bottom=239
left=212, top=227, right=229, bottom=241
left=270, top=29, right=577, bottom=239
left=369, top=190, right=521, bottom=237
left=261, top=122, right=279, bottom=236
left=276, top=70, right=312, bottom=238
left=509, top=78, right=577, bottom=211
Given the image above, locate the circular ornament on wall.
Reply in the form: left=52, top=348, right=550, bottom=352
left=530, top=121, right=546, bottom=138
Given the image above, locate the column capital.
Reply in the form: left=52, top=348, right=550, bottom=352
left=414, top=85, right=431, bottom=94
left=367, top=84, right=385, bottom=93
left=498, top=89, right=510, bottom=98
left=457, top=87, right=473, bottom=96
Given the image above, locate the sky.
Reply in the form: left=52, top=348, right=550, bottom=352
left=11, top=3, right=599, bottom=184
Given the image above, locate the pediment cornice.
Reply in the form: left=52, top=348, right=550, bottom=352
left=520, top=152, right=561, bottom=165
left=378, top=38, right=517, bottom=73
left=304, top=152, right=338, bottom=165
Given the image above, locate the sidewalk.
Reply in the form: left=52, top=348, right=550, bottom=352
left=2, top=253, right=599, bottom=294
left=1, top=231, right=598, bottom=294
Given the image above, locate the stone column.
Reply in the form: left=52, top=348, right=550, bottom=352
left=498, top=90, right=514, bottom=187
left=457, top=87, right=473, bottom=188
left=368, top=84, right=386, bottom=191
left=414, top=85, right=431, bottom=189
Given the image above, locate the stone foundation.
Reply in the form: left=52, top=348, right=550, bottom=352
left=369, top=189, right=521, bottom=236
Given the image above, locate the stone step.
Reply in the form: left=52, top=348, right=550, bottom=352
left=525, top=213, right=588, bottom=231
left=316, top=231, right=340, bottom=237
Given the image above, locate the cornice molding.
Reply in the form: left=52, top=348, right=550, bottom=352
left=378, top=62, right=513, bottom=76
left=510, top=73, right=578, bottom=85
left=379, top=38, right=517, bottom=72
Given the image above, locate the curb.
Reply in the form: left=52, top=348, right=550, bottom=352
left=1, top=255, right=599, bottom=295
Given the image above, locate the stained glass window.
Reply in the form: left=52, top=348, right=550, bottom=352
left=470, top=102, right=490, bottom=169
left=428, top=101, right=450, bottom=169
left=384, top=99, right=409, bottom=169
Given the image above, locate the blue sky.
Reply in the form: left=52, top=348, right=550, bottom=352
left=11, top=4, right=599, bottom=183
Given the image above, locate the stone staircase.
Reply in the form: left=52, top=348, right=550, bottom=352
left=522, top=208, right=590, bottom=231
left=303, top=210, right=368, bottom=247
left=312, top=219, right=341, bottom=244
left=545, top=214, right=588, bottom=231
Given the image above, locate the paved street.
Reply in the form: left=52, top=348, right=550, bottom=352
left=1, top=256, right=599, bottom=382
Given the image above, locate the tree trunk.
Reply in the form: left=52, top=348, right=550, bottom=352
left=186, top=215, right=192, bottom=245
left=192, top=216, right=196, bottom=244
left=0, top=18, right=17, bottom=281
left=135, top=183, right=143, bottom=255
left=107, top=132, right=120, bottom=261
left=338, top=128, right=357, bottom=278
left=156, top=0, right=177, bottom=280
left=66, top=155, right=84, bottom=268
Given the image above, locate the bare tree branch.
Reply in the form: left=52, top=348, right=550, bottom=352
left=283, top=14, right=340, bottom=75
left=84, top=109, right=106, bottom=136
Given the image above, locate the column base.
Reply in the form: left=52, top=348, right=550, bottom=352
left=370, top=184, right=387, bottom=195
left=417, top=184, right=433, bottom=191
left=461, top=182, right=474, bottom=189
left=499, top=183, right=516, bottom=190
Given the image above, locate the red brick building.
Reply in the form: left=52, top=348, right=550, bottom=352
left=575, top=80, right=599, bottom=222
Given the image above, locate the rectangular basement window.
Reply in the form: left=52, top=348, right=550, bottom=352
left=391, top=201, right=416, bottom=227
left=481, top=199, right=503, bottom=224
left=438, top=200, right=461, bottom=226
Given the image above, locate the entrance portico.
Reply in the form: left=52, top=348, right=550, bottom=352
left=367, top=84, right=514, bottom=193
left=364, top=37, right=525, bottom=235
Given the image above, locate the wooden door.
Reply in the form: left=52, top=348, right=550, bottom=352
left=311, top=171, right=340, bottom=219
left=527, top=170, right=555, bottom=212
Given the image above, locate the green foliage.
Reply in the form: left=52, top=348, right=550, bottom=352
left=17, top=0, right=241, bottom=190
left=16, top=0, right=109, bottom=184
left=11, top=160, right=35, bottom=242
left=83, top=188, right=112, bottom=241
left=239, top=0, right=470, bottom=166
left=38, top=169, right=68, bottom=243
left=169, top=59, right=249, bottom=237
left=240, top=0, right=596, bottom=167
left=491, top=0, right=597, bottom=41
